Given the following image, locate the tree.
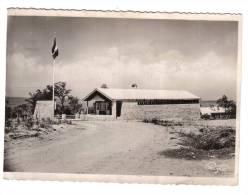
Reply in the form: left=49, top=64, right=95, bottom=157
left=26, top=82, right=72, bottom=115
left=131, top=83, right=138, bottom=88
left=5, top=99, right=12, bottom=129
left=54, top=81, right=71, bottom=114
left=226, top=100, right=236, bottom=118
left=216, top=95, right=236, bottom=118
left=5, top=99, right=12, bottom=120
left=216, top=95, right=229, bottom=111
left=42, top=85, right=53, bottom=100
left=100, top=83, right=108, bottom=88
left=68, top=96, right=82, bottom=114
left=25, top=89, right=43, bottom=113
left=13, top=104, right=32, bottom=118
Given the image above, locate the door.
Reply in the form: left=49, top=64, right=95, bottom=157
left=116, top=101, right=122, bottom=117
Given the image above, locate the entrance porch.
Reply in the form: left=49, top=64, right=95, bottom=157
left=94, top=101, right=112, bottom=115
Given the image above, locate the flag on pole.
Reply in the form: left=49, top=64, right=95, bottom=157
left=51, top=37, right=59, bottom=59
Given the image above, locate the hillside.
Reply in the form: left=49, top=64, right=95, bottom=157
left=6, top=97, right=27, bottom=108
left=200, top=100, right=217, bottom=107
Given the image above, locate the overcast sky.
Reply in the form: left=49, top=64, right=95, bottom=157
left=6, top=16, right=238, bottom=100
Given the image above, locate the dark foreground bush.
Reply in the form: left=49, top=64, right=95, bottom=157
left=161, top=126, right=235, bottom=160
left=159, top=147, right=235, bottom=160
left=143, top=118, right=183, bottom=126
left=179, top=127, right=235, bottom=150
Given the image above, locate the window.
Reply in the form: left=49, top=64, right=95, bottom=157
left=96, top=102, right=110, bottom=110
left=137, top=99, right=199, bottom=105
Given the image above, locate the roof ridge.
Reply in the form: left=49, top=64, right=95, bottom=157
left=86, top=87, right=200, bottom=101
left=97, top=88, right=187, bottom=91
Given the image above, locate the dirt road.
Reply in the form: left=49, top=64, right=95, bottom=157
left=4, top=120, right=234, bottom=176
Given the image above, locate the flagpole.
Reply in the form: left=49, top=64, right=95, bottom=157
left=51, top=36, right=58, bottom=118
left=52, top=59, right=55, bottom=118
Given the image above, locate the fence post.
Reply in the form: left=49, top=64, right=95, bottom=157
left=62, top=114, right=66, bottom=120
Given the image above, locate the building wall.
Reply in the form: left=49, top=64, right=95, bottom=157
left=119, top=101, right=200, bottom=120
left=33, top=100, right=54, bottom=119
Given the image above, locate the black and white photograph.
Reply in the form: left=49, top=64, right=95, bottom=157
left=3, top=9, right=241, bottom=185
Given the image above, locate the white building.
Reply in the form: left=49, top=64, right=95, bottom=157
left=83, top=88, right=200, bottom=120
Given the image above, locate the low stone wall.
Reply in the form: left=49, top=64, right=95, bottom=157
left=80, top=114, right=115, bottom=121
left=119, top=102, right=200, bottom=120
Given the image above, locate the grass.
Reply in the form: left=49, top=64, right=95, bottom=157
left=5, top=117, right=73, bottom=141
left=159, top=147, right=235, bottom=160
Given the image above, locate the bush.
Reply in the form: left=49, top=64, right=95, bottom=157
left=201, top=114, right=211, bottom=120
left=143, top=119, right=149, bottom=123
left=34, top=118, right=39, bottom=125
left=24, top=117, right=33, bottom=130
left=161, top=126, right=235, bottom=160
left=178, top=126, right=235, bottom=150
left=160, top=147, right=234, bottom=160
left=66, top=120, right=72, bottom=125
left=151, top=118, right=158, bottom=124
left=46, top=117, right=52, bottom=124
left=57, top=119, right=62, bottom=124
left=39, top=123, right=45, bottom=128
left=5, top=119, right=11, bottom=128
left=143, top=118, right=183, bottom=126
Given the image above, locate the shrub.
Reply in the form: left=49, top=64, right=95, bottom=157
left=142, top=119, right=149, bottom=123
left=201, top=114, right=211, bottom=120
left=66, top=120, right=72, bottom=125
left=34, top=118, right=39, bottom=125
left=151, top=118, right=158, bottom=124
left=178, top=126, right=235, bottom=150
left=161, top=126, right=235, bottom=160
left=5, top=119, right=11, bottom=128
left=143, top=118, right=183, bottom=126
left=160, top=147, right=234, bottom=160
left=39, top=123, right=45, bottom=128
left=46, top=117, right=52, bottom=124
left=17, top=118, right=21, bottom=124
left=24, top=117, right=33, bottom=130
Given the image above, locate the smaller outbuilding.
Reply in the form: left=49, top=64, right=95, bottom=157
left=200, top=106, right=226, bottom=119
left=33, top=100, right=54, bottom=119
left=83, top=88, right=201, bottom=120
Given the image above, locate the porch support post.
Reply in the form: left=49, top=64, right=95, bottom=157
left=111, top=101, right=116, bottom=118
left=86, top=101, right=89, bottom=114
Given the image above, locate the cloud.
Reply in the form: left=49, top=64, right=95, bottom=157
left=6, top=52, right=52, bottom=97
left=53, top=48, right=237, bottom=100
left=6, top=30, right=237, bottom=101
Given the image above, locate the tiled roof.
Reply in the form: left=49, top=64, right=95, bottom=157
left=84, top=88, right=200, bottom=101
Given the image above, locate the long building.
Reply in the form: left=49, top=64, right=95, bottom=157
left=83, top=88, right=201, bottom=120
